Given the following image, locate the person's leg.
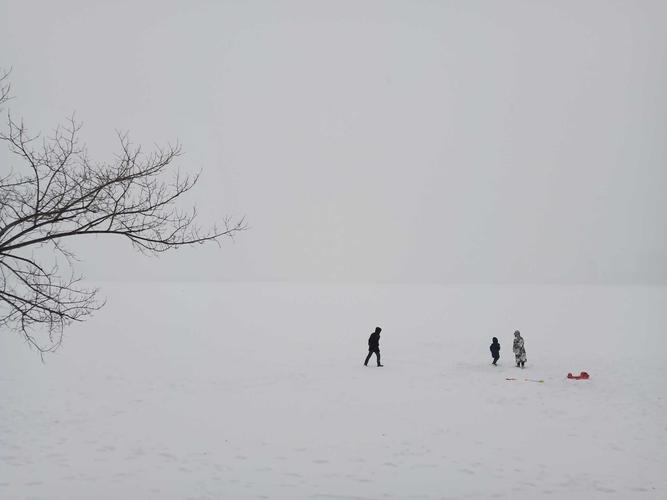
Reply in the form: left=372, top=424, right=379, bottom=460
left=375, top=350, right=382, bottom=366
left=364, top=351, right=372, bottom=366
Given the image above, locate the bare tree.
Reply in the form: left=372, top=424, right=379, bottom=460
left=0, top=71, right=246, bottom=355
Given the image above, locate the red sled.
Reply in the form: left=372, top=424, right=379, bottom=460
left=567, top=371, right=590, bottom=380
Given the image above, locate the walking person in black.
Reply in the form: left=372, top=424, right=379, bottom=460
left=364, top=327, right=383, bottom=367
left=490, top=337, right=500, bottom=366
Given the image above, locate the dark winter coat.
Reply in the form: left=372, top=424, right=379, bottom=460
left=368, top=332, right=380, bottom=351
left=490, top=340, right=500, bottom=358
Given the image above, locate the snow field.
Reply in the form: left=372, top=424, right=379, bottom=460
left=1, top=283, right=666, bottom=499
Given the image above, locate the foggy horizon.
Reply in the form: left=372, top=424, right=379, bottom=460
left=3, top=3, right=667, bottom=498
left=3, top=0, right=666, bottom=285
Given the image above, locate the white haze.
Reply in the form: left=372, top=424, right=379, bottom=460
left=2, top=0, right=666, bottom=284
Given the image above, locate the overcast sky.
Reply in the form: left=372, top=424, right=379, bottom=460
left=2, top=0, right=666, bottom=284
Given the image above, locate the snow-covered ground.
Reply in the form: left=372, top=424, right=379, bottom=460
left=1, top=283, right=666, bottom=500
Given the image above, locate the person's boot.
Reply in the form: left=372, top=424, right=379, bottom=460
left=377, top=364, right=384, bottom=367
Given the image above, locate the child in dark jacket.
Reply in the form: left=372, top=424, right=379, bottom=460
left=490, top=337, right=500, bottom=365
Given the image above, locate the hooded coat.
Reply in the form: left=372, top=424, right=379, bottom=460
left=368, top=331, right=380, bottom=352
left=513, top=333, right=527, bottom=363
left=490, top=338, right=500, bottom=358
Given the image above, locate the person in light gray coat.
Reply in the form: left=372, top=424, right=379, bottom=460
left=513, top=330, right=527, bottom=368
